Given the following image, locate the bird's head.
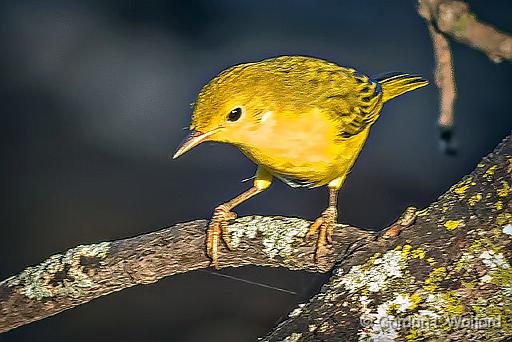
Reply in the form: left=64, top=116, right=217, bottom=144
left=173, top=62, right=278, bottom=159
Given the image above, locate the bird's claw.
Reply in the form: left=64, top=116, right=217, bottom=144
left=207, top=204, right=237, bottom=269
left=306, top=206, right=337, bottom=261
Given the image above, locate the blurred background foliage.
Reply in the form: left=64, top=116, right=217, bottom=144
left=0, top=0, right=510, bottom=341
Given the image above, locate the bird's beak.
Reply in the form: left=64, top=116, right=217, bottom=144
left=172, top=129, right=218, bottom=159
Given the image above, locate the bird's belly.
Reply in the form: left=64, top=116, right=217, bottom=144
left=240, top=134, right=338, bottom=187
left=242, top=144, right=340, bottom=186
left=239, top=125, right=369, bottom=187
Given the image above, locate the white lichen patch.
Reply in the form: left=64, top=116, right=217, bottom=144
left=503, top=284, right=512, bottom=297
left=337, top=250, right=405, bottom=293
left=358, top=293, right=444, bottom=341
left=417, top=310, right=440, bottom=319
left=425, top=294, right=436, bottom=303
left=1, top=242, right=110, bottom=300
left=357, top=293, right=417, bottom=341
left=391, top=294, right=413, bottom=313
left=288, top=303, right=306, bottom=318
left=358, top=300, right=398, bottom=342
left=503, top=224, right=512, bottom=235
left=480, top=274, right=493, bottom=284
left=280, top=332, right=302, bottom=342
left=228, top=216, right=310, bottom=258
left=479, top=250, right=510, bottom=269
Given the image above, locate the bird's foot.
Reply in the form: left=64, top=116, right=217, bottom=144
left=306, top=206, right=337, bottom=261
left=207, top=204, right=237, bottom=269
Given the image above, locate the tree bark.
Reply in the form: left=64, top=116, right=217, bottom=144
left=264, top=134, right=512, bottom=341
left=1, top=135, right=511, bottom=340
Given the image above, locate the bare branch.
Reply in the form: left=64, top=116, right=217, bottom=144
left=428, top=23, right=458, bottom=154
left=418, top=0, right=512, bottom=154
left=419, top=0, right=512, bottom=63
left=428, top=24, right=456, bottom=130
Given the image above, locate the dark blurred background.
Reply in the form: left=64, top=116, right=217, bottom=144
left=0, top=0, right=510, bottom=341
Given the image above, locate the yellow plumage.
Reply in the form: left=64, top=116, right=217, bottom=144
left=174, top=55, right=428, bottom=267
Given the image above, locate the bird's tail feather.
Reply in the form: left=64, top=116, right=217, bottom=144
left=373, top=72, right=428, bottom=103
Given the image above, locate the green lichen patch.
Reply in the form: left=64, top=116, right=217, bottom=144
left=468, top=193, right=483, bottom=206
left=470, top=297, right=511, bottom=335
left=0, top=242, right=110, bottom=300
left=452, top=177, right=475, bottom=196
left=415, top=208, right=430, bottom=217
left=495, top=201, right=504, bottom=211
left=497, top=180, right=511, bottom=197
left=228, top=216, right=311, bottom=259
left=423, top=267, right=448, bottom=293
left=497, top=212, right=512, bottom=226
left=396, top=244, right=426, bottom=260
left=484, top=165, right=498, bottom=179
left=443, top=219, right=463, bottom=231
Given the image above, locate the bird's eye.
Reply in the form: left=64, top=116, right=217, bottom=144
left=227, top=107, right=242, bottom=122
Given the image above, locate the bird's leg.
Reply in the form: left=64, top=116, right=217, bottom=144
left=207, top=187, right=259, bottom=263
left=306, top=185, right=339, bottom=261
left=207, top=167, right=272, bottom=269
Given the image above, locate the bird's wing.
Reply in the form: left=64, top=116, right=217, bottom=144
left=321, top=71, right=384, bottom=138
left=268, top=57, right=384, bottom=137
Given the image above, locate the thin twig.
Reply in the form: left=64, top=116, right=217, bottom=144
left=428, top=24, right=456, bottom=130
left=428, top=23, right=458, bottom=154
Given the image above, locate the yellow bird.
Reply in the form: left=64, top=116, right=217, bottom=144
left=173, top=56, right=428, bottom=268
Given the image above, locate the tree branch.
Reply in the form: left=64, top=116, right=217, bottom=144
left=0, top=216, right=376, bottom=333
left=418, top=0, right=512, bottom=63
left=418, top=0, right=512, bottom=154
